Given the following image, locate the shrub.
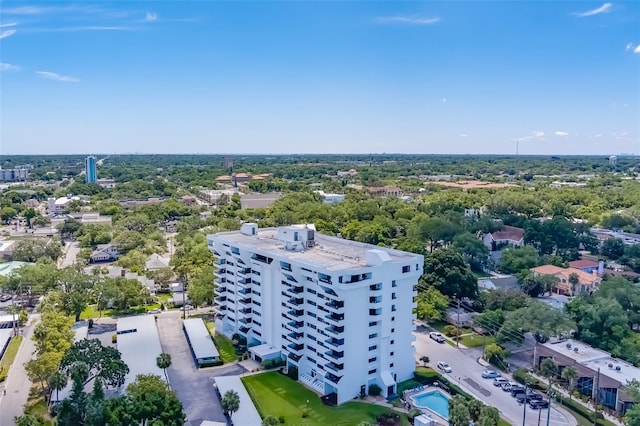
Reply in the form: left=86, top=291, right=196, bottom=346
left=111, top=334, right=117, bottom=344
left=443, top=325, right=458, bottom=336
left=368, top=383, right=382, bottom=396
left=278, top=415, right=285, bottom=424
left=376, top=413, right=400, bottom=426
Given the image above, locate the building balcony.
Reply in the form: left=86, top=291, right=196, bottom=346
left=239, top=326, right=250, bottom=334
left=239, top=307, right=252, bottom=315
left=214, top=279, right=227, bottom=287
left=325, top=337, right=344, bottom=348
left=325, top=372, right=342, bottom=385
left=288, top=342, right=304, bottom=352
left=216, top=268, right=227, bottom=276
left=325, top=350, right=344, bottom=360
left=238, top=288, right=252, bottom=295
left=287, top=298, right=304, bottom=306
left=369, top=296, right=382, bottom=304
left=288, top=353, right=302, bottom=363
left=325, top=325, right=344, bottom=336
left=214, top=285, right=227, bottom=295
left=325, top=361, right=344, bottom=372
left=369, top=308, right=382, bottom=316
left=215, top=313, right=226, bottom=321
left=237, top=267, right=252, bottom=276
left=286, top=285, right=304, bottom=295
left=214, top=296, right=227, bottom=304
left=344, top=272, right=372, bottom=284
left=214, top=258, right=227, bottom=267
left=287, top=320, right=304, bottom=330
left=325, top=300, right=344, bottom=312
left=288, top=309, right=304, bottom=318
left=239, top=297, right=252, bottom=305
left=288, top=331, right=303, bottom=340
left=325, top=313, right=344, bottom=325
left=239, top=317, right=252, bottom=325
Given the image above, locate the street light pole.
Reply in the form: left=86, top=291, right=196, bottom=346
left=522, top=380, right=529, bottom=426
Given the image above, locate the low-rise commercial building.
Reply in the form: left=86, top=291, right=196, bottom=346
left=182, top=318, right=220, bottom=367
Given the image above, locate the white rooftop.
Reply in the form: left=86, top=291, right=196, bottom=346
left=117, top=315, right=165, bottom=390
left=214, top=376, right=262, bottom=426
left=543, top=339, right=640, bottom=385
left=182, top=318, right=219, bottom=360
left=249, top=343, right=281, bottom=359
left=208, top=225, right=420, bottom=271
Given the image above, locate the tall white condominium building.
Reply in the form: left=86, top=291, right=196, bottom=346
left=207, top=223, right=423, bottom=404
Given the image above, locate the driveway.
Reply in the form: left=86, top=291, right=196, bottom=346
left=156, top=311, right=245, bottom=426
left=413, top=326, right=577, bottom=426
left=59, top=241, right=81, bottom=268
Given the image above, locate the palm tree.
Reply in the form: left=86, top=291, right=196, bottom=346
left=540, top=358, right=557, bottom=426
left=156, top=353, right=172, bottom=385
left=568, top=272, right=580, bottom=295
left=561, top=366, right=578, bottom=400
left=222, top=390, right=240, bottom=422
left=262, top=415, right=279, bottom=426
left=48, top=370, right=68, bottom=404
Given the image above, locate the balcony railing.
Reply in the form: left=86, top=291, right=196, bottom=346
left=288, top=342, right=304, bottom=352
left=326, top=300, right=344, bottom=311
left=325, top=361, right=344, bottom=372
left=325, top=313, right=344, bottom=324
left=287, top=298, right=304, bottom=306
left=288, top=353, right=302, bottom=362
left=325, top=337, right=344, bottom=348
left=288, top=309, right=304, bottom=318
left=325, top=372, right=342, bottom=384
left=239, top=326, right=250, bottom=334
left=325, top=350, right=344, bottom=360
left=325, top=325, right=344, bottom=336
left=288, top=320, right=304, bottom=329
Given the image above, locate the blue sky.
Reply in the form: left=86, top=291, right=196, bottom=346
left=1, top=1, right=639, bottom=155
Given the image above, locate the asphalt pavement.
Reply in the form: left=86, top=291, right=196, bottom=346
left=413, top=325, right=578, bottom=426
left=0, top=315, right=39, bottom=425
left=156, top=310, right=245, bottom=426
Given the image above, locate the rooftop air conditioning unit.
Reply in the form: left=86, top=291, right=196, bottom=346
left=566, top=343, right=572, bottom=349
left=573, top=347, right=579, bottom=352
left=608, top=364, right=614, bottom=369
left=615, top=366, right=621, bottom=371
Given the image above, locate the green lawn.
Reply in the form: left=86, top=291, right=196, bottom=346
left=80, top=304, right=161, bottom=319
left=213, top=333, right=239, bottom=363
left=0, top=336, right=23, bottom=382
left=458, top=334, right=495, bottom=348
left=242, top=372, right=408, bottom=426
left=430, top=320, right=472, bottom=336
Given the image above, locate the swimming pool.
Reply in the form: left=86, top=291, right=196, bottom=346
left=412, top=389, right=450, bottom=420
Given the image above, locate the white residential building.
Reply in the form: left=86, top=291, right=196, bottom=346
left=207, top=223, right=423, bottom=404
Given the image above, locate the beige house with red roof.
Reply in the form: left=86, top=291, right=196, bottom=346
left=530, top=264, right=602, bottom=296
left=482, top=225, right=525, bottom=251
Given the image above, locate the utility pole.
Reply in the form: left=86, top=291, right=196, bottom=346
left=593, top=368, right=600, bottom=426
left=546, top=379, right=553, bottom=426
left=522, top=380, right=529, bottom=426
left=456, top=296, right=460, bottom=348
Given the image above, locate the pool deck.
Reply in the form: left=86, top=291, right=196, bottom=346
left=404, top=385, right=450, bottom=425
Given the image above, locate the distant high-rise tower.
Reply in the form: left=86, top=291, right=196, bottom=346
left=85, top=155, right=97, bottom=183
left=609, top=155, right=618, bottom=166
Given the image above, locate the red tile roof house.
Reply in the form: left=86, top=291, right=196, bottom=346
left=568, top=259, right=601, bottom=274
left=530, top=265, right=602, bottom=296
left=482, top=225, right=525, bottom=251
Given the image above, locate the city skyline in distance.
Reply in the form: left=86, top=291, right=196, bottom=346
left=1, top=1, right=639, bottom=156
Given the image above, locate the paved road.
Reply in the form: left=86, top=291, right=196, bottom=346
left=59, top=241, right=80, bottom=268
left=156, top=311, right=244, bottom=426
left=0, top=315, right=39, bottom=425
left=413, top=326, right=577, bottom=426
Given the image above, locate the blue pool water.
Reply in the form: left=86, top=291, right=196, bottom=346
left=413, top=390, right=449, bottom=420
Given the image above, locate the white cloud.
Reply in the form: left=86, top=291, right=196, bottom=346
left=627, top=43, right=635, bottom=51
left=459, top=134, right=468, bottom=138
left=0, top=63, right=21, bottom=71
left=555, top=131, right=570, bottom=136
left=532, top=131, right=545, bottom=137
left=29, top=26, right=132, bottom=32
left=574, top=2, right=612, bottom=17
left=515, top=131, right=546, bottom=143
left=441, top=98, right=447, bottom=103
left=35, top=71, right=79, bottom=82
left=0, top=23, right=18, bottom=28
left=635, top=46, right=640, bottom=54
left=375, top=15, right=441, bottom=25
left=143, top=12, right=158, bottom=22
left=0, top=29, right=17, bottom=39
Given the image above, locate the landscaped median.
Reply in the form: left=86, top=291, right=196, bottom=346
left=242, top=371, right=409, bottom=425
left=0, top=335, right=23, bottom=382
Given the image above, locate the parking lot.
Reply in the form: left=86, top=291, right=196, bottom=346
left=414, top=326, right=577, bottom=426
left=156, top=311, right=245, bottom=426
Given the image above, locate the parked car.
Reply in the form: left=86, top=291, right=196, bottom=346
left=148, top=308, right=162, bottom=314
left=516, top=391, right=543, bottom=404
left=429, top=332, right=445, bottom=343
left=501, top=382, right=516, bottom=392
left=0, top=294, right=12, bottom=302
left=481, top=369, right=500, bottom=379
left=180, top=304, right=194, bottom=311
left=510, top=385, right=526, bottom=397
left=493, top=377, right=509, bottom=387
left=529, top=399, right=549, bottom=409
left=437, top=361, right=452, bottom=373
